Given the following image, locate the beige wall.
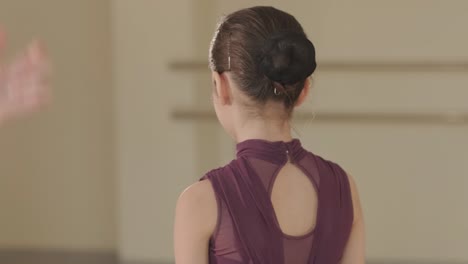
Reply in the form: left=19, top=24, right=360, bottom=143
left=112, top=0, right=197, bottom=261
left=0, top=0, right=115, bottom=251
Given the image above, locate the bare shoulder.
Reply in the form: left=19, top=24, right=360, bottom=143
left=175, top=180, right=218, bottom=236
left=178, top=180, right=217, bottom=208
left=174, top=181, right=218, bottom=262
left=346, top=173, right=359, bottom=197
left=345, top=172, right=364, bottom=224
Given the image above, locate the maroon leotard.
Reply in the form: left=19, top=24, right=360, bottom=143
left=201, top=139, right=354, bottom=264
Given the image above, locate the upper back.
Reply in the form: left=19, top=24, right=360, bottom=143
left=202, top=139, right=353, bottom=264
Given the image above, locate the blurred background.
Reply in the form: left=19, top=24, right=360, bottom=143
left=0, top=0, right=467, bottom=264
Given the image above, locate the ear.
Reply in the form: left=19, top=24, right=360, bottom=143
left=212, top=71, right=232, bottom=105
left=295, top=78, right=311, bottom=107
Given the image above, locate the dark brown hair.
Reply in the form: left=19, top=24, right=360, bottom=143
left=209, top=6, right=317, bottom=110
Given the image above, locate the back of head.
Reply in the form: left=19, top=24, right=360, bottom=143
left=209, top=6, right=317, bottom=111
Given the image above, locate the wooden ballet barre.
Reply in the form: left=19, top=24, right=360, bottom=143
left=171, top=109, right=468, bottom=125
left=168, top=60, right=468, bottom=72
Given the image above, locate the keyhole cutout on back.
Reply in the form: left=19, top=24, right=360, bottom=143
left=270, top=162, right=318, bottom=237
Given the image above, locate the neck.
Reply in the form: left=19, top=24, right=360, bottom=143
left=234, top=116, right=293, bottom=143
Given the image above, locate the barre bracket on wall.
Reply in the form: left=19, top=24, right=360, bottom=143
left=168, top=60, right=468, bottom=72
left=171, top=108, right=468, bottom=125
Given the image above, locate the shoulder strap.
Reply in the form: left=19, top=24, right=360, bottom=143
left=203, top=158, right=284, bottom=264
left=311, top=155, right=354, bottom=263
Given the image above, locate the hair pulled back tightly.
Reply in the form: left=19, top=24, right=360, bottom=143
left=259, top=31, right=316, bottom=86
left=209, top=6, right=317, bottom=110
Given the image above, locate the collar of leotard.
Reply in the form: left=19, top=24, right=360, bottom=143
left=236, top=138, right=305, bottom=164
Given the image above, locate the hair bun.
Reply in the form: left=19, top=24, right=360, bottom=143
left=259, top=31, right=317, bottom=85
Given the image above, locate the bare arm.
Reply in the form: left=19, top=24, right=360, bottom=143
left=174, top=181, right=217, bottom=264
left=340, top=173, right=366, bottom=264
left=0, top=29, right=50, bottom=126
